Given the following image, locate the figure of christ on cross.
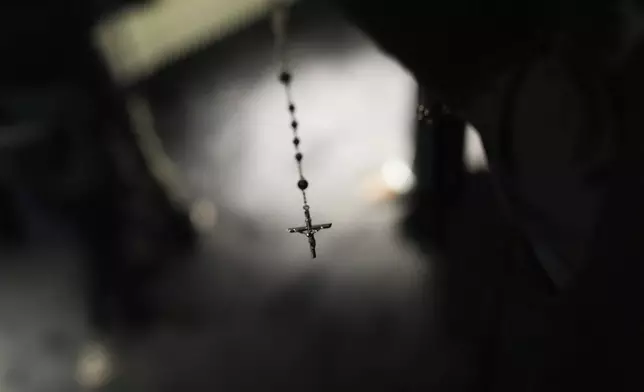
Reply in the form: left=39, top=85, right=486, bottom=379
left=287, top=206, right=332, bottom=258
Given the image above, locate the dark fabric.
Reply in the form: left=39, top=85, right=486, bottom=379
left=331, top=0, right=618, bottom=107
left=559, top=40, right=644, bottom=390
left=332, top=1, right=644, bottom=390
left=405, top=101, right=466, bottom=252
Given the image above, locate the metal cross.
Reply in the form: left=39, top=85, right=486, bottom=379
left=287, top=206, right=332, bottom=258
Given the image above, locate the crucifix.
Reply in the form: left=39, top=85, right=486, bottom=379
left=273, top=5, right=332, bottom=258
left=288, top=206, right=332, bottom=258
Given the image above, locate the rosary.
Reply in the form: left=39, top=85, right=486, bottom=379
left=272, top=5, right=332, bottom=258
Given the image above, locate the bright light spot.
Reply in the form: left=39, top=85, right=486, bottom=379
left=381, top=159, right=415, bottom=194
left=75, top=342, right=113, bottom=389
left=190, top=199, right=218, bottom=231
left=464, top=124, right=488, bottom=172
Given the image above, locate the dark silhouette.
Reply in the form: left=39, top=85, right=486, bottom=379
left=0, top=0, right=195, bottom=334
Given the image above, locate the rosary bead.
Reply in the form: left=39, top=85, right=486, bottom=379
left=289, top=104, right=295, bottom=112
left=298, top=179, right=309, bottom=190
left=295, top=153, right=302, bottom=162
left=279, top=71, right=292, bottom=84
left=293, top=137, right=300, bottom=146
left=291, top=120, right=298, bottom=130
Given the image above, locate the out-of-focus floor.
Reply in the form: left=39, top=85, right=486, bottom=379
left=0, top=205, right=94, bottom=392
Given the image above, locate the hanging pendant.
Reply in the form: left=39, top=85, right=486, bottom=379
left=273, top=8, right=332, bottom=258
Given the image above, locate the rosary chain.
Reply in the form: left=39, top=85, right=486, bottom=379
left=274, top=4, right=309, bottom=209
left=279, top=71, right=309, bottom=207
left=273, top=4, right=332, bottom=259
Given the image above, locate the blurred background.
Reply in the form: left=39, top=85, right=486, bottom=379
left=0, top=0, right=491, bottom=391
